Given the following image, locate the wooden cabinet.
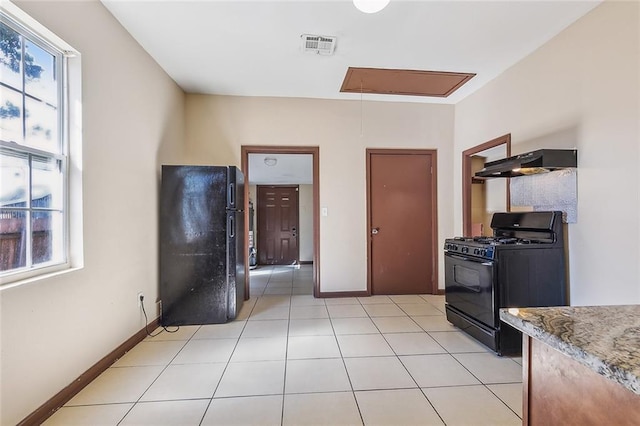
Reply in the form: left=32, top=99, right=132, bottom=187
left=523, top=336, right=640, bottom=425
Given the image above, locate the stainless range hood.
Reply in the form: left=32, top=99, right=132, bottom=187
left=475, top=149, right=577, bottom=178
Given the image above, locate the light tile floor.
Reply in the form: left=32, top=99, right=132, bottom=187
left=44, top=265, right=523, bottom=425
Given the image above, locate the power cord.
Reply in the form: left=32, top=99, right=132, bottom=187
left=140, top=294, right=179, bottom=337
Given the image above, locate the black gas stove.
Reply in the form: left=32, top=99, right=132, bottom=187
left=444, top=211, right=568, bottom=355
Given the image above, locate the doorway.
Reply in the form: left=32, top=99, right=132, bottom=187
left=366, top=149, right=438, bottom=295
left=241, top=146, right=320, bottom=299
left=257, top=185, right=299, bottom=265
left=462, top=134, right=511, bottom=237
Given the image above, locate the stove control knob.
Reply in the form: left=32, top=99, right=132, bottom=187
left=473, top=248, right=480, bottom=255
left=461, top=247, right=469, bottom=254
left=480, top=249, right=486, bottom=256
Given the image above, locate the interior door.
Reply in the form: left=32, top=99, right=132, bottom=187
left=368, top=150, right=437, bottom=294
left=257, top=185, right=299, bottom=265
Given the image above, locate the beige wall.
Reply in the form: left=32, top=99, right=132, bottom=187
left=185, top=95, right=455, bottom=293
left=0, top=2, right=186, bottom=424
left=454, top=1, right=640, bottom=305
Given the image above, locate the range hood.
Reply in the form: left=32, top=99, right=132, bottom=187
left=475, top=149, right=577, bottom=178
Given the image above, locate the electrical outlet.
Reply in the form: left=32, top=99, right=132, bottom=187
left=137, top=292, right=144, bottom=308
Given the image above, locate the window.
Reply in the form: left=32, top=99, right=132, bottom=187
left=1, top=10, right=74, bottom=282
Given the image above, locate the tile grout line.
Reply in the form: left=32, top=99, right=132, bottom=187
left=115, top=325, right=203, bottom=425
left=421, top=297, right=524, bottom=422
left=279, top=264, right=329, bottom=424
left=368, top=297, right=448, bottom=426
left=280, top=270, right=294, bottom=426
left=326, top=300, right=366, bottom=426
left=361, top=295, right=513, bottom=425
left=484, top=383, right=523, bottom=420
left=70, top=283, right=520, bottom=424
left=330, top=295, right=448, bottom=425
left=195, top=291, right=254, bottom=426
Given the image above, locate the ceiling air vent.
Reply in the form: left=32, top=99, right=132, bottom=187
left=301, top=34, right=336, bottom=55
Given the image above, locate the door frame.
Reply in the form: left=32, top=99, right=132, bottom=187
left=256, top=184, right=300, bottom=265
left=462, top=134, right=511, bottom=237
left=241, top=146, right=320, bottom=298
left=366, top=148, right=439, bottom=295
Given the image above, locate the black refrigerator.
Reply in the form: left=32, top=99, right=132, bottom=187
left=159, top=165, right=245, bottom=325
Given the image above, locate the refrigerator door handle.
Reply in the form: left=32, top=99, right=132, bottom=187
left=228, top=183, right=235, bottom=207
left=228, top=215, right=235, bottom=238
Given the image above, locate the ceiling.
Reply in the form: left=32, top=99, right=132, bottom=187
left=248, top=153, right=313, bottom=184
left=101, top=0, right=601, bottom=105
left=101, top=1, right=600, bottom=184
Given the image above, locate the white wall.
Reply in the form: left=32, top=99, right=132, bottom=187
left=185, top=95, right=455, bottom=293
left=454, top=1, right=640, bottom=305
left=299, top=184, right=313, bottom=262
left=0, top=2, right=186, bottom=424
left=248, top=184, right=257, bottom=238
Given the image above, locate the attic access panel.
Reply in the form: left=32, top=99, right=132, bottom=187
left=340, top=67, right=475, bottom=98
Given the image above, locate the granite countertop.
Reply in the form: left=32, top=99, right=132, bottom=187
left=500, top=305, right=640, bottom=395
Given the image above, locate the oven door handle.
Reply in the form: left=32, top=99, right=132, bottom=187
left=461, top=283, right=482, bottom=293
left=448, top=254, right=469, bottom=261
left=447, top=253, right=494, bottom=266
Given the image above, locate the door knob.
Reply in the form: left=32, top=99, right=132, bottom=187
left=371, top=227, right=380, bottom=235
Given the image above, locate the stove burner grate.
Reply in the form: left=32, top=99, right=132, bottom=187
left=472, top=236, right=519, bottom=245
left=469, top=236, right=543, bottom=245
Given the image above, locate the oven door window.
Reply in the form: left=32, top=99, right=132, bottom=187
left=445, top=254, right=496, bottom=328
left=454, top=266, right=482, bottom=292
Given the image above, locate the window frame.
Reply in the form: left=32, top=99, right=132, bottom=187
left=0, top=4, right=80, bottom=286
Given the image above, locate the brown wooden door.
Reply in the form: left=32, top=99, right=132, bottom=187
left=257, top=186, right=299, bottom=265
left=368, top=150, right=437, bottom=294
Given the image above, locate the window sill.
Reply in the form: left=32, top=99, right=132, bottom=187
left=0, top=265, right=83, bottom=291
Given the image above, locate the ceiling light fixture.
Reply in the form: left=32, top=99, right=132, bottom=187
left=264, top=157, right=277, bottom=167
left=353, top=0, right=390, bottom=14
